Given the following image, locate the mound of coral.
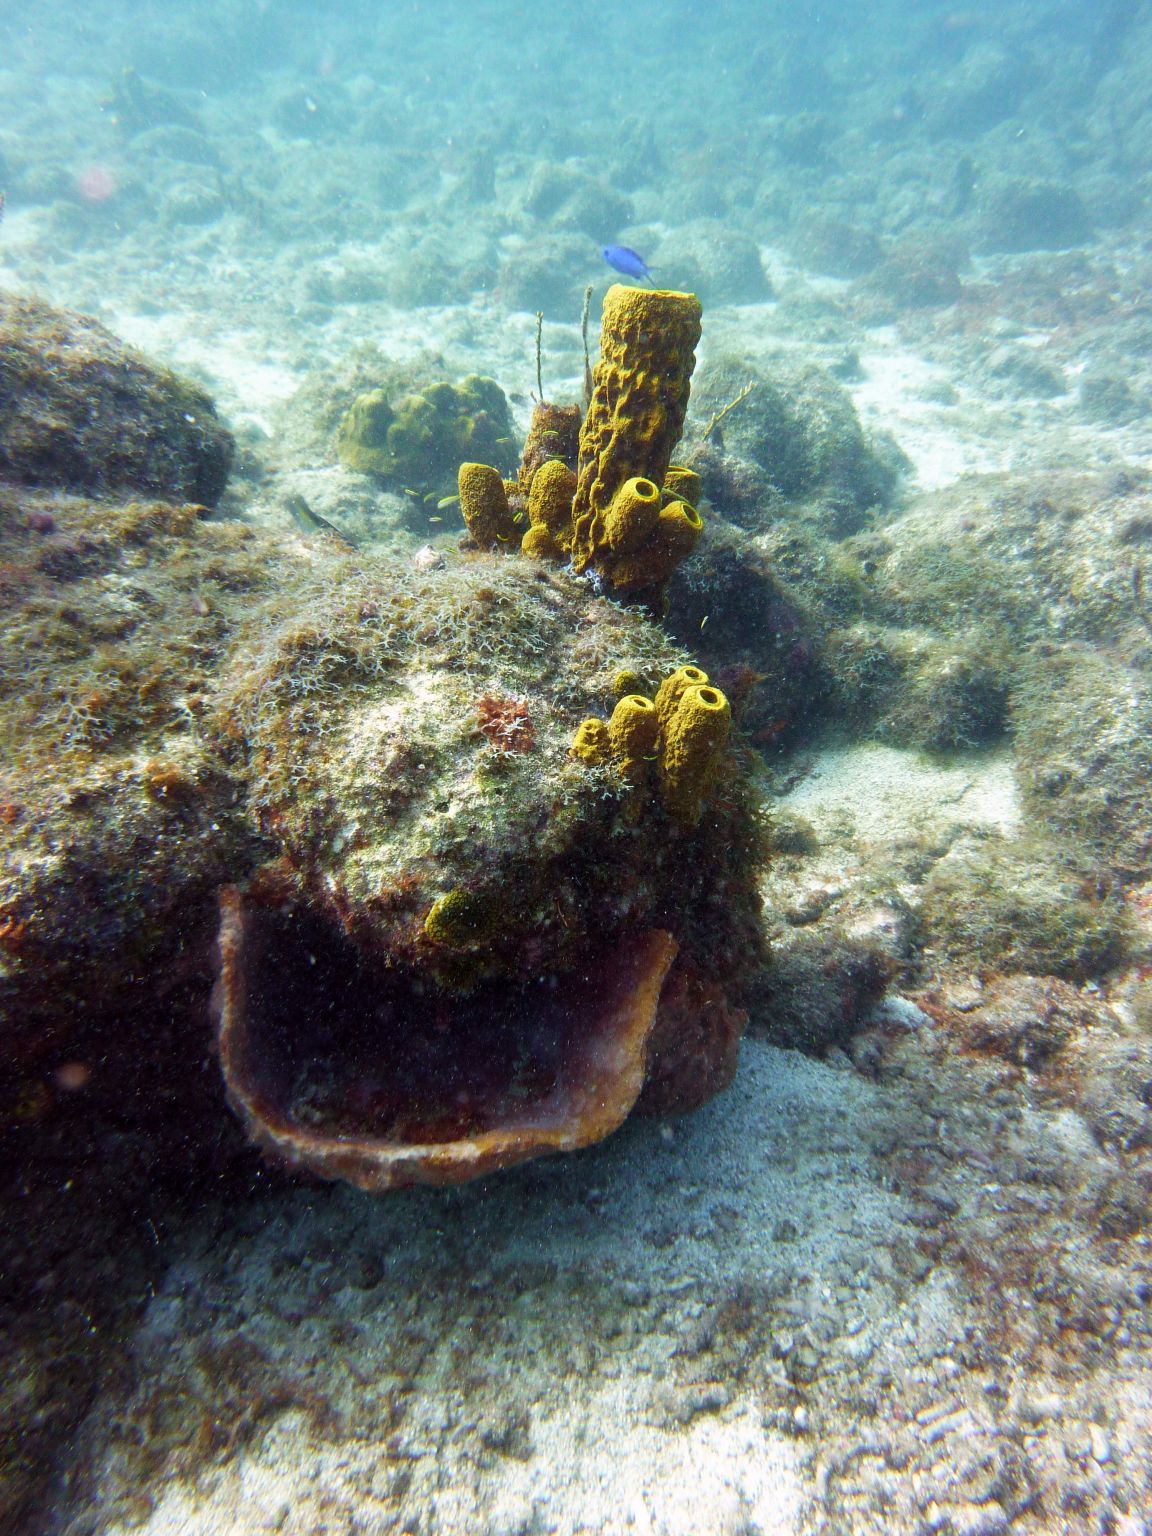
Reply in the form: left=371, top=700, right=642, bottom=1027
left=1, top=287, right=766, bottom=1196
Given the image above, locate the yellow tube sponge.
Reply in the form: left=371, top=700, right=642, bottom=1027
left=603, top=476, right=662, bottom=554
left=658, top=683, right=732, bottom=826
left=663, top=464, right=702, bottom=505
left=527, top=457, right=577, bottom=545
left=571, top=284, right=702, bottom=578
left=607, top=499, right=704, bottom=593
left=608, top=694, right=661, bottom=784
left=650, top=497, right=704, bottom=568
left=459, top=462, right=517, bottom=550
left=654, top=665, right=710, bottom=730
left=570, top=717, right=612, bottom=765
left=521, top=523, right=563, bottom=561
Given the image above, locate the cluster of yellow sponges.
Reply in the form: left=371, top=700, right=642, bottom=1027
left=572, top=665, right=732, bottom=826
left=457, top=284, right=706, bottom=600
left=458, top=457, right=704, bottom=596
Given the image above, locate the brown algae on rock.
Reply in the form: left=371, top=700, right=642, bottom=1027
left=0, top=293, right=233, bottom=504
left=0, top=276, right=758, bottom=1198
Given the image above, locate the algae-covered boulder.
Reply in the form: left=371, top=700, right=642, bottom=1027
left=917, top=833, right=1127, bottom=982
left=692, top=354, right=901, bottom=535
left=786, top=216, right=883, bottom=280
left=823, top=625, right=1008, bottom=753
left=659, top=219, right=772, bottom=306
left=210, top=554, right=764, bottom=1186
left=854, top=239, right=965, bottom=318
left=1, top=479, right=765, bottom=1190
left=923, top=44, right=1032, bottom=139
left=0, top=292, right=233, bottom=503
left=977, top=178, right=1093, bottom=254
left=521, top=163, right=633, bottom=239
left=497, top=231, right=591, bottom=315
left=0, top=490, right=277, bottom=1054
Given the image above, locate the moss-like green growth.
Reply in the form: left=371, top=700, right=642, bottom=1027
left=917, top=834, right=1127, bottom=982
left=337, top=374, right=517, bottom=499
left=824, top=626, right=1008, bottom=753
left=424, top=889, right=501, bottom=948
left=0, top=293, right=233, bottom=504
left=613, top=668, right=649, bottom=697
left=1012, top=643, right=1152, bottom=866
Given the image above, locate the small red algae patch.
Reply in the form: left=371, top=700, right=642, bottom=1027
left=475, top=692, right=536, bottom=753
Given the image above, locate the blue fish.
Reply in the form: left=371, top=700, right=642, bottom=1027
left=601, top=244, right=655, bottom=283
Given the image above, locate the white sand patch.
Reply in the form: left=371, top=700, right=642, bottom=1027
left=71, top=1043, right=914, bottom=1536
left=104, top=311, right=301, bottom=432
left=778, top=743, right=1021, bottom=845
left=851, top=338, right=1003, bottom=489
left=114, top=1399, right=804, bottom=1536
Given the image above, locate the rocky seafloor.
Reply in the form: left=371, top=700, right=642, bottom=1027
left=4, top=1, right=1152, bottom=1532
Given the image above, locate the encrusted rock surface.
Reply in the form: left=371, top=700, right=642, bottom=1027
left=0, top=292, right=233, bottom=504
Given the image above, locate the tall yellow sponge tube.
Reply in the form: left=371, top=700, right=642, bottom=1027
left=571, top=285, right=702, bottom=579
left=658, top=683, right=732, bottom=826
left=608, top=693, right=660, bottom=784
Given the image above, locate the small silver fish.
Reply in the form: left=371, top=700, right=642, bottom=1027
left=285, top=493, right=359, bottom=551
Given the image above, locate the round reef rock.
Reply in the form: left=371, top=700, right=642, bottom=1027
left=209, top=553, right=767, bottom=1188
left=0, top=487, right=766, bottom=1190
left=0, top=291, right=233, bottom=503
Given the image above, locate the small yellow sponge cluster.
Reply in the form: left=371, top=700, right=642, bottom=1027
left=519, top=461, right=704, bottom=596
left=571, top=665, right=731, bottom=825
